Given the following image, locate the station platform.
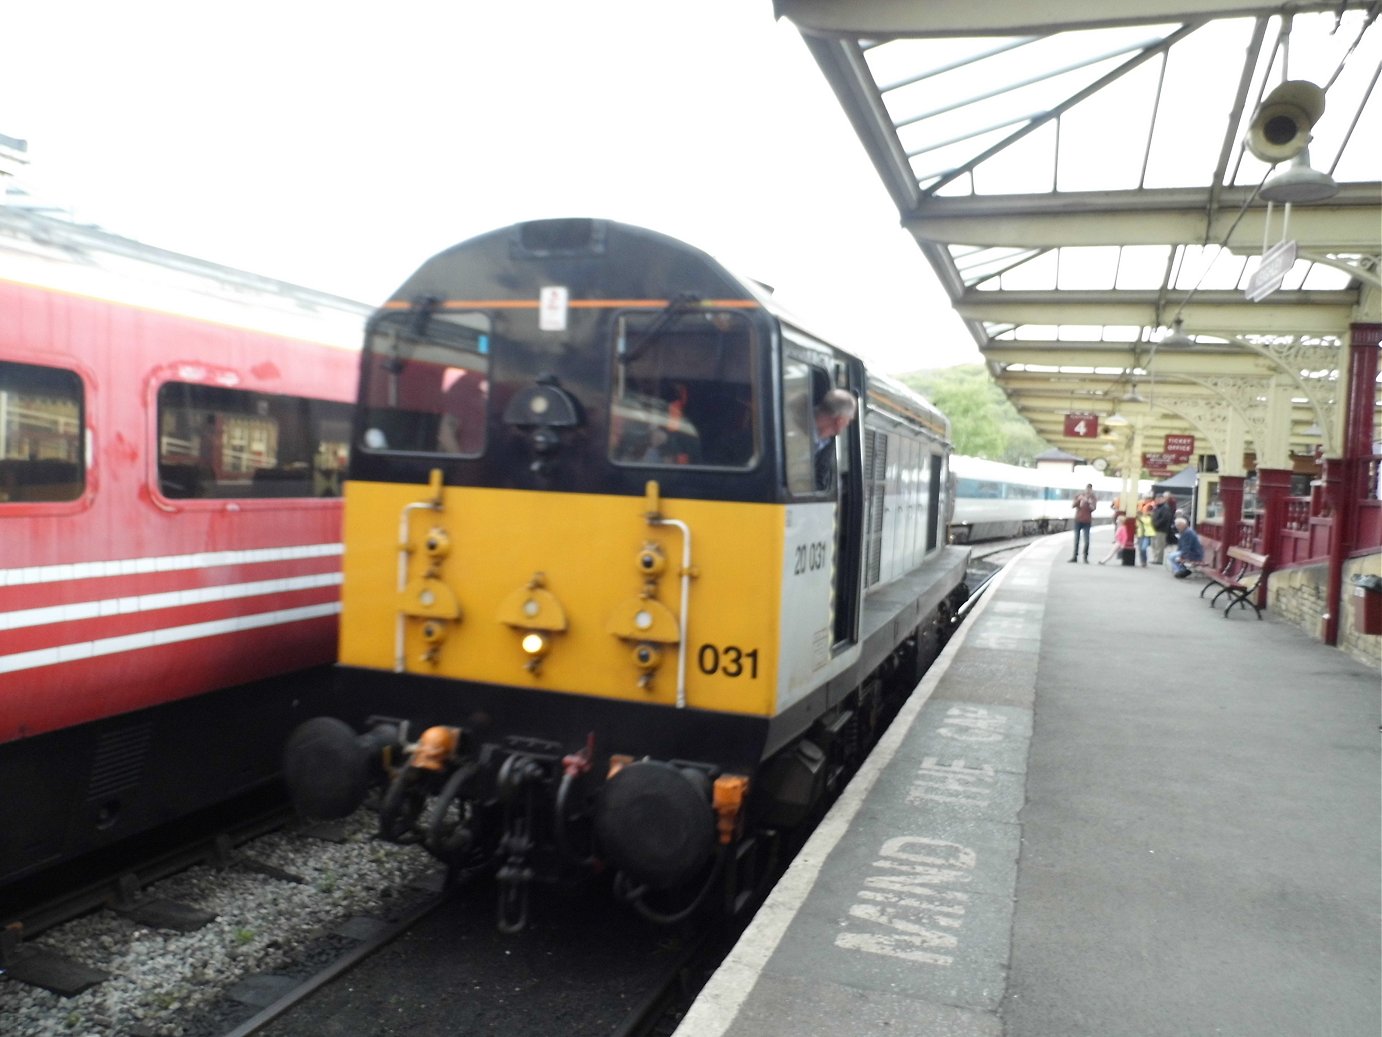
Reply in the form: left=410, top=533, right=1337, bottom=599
left=675, top=532, right=1381, bottom=1037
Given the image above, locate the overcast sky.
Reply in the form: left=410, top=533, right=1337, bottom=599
left=3, top=1, right=982, bottom=373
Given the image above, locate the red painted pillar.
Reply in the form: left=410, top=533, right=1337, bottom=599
left=1217, top=475, right=1245, bottom=561
left=1345, top=323, right=1380, bottom=463
left=1324, top=323, right=1381, bottom=644
left=1256, top=468, right=1293, bottom=607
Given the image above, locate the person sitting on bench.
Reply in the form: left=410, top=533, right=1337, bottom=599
left=1166, top=516, right=1204, bottom=578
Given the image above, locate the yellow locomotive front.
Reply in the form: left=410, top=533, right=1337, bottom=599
left=284, top=219, right=947, bottom=929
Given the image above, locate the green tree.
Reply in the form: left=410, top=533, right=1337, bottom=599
left=898, top=365, right=1047, bottom=464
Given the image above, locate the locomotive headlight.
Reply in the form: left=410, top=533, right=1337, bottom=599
left=520, top=631, right=549, bottom=658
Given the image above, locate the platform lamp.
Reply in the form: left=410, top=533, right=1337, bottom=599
left=1260, top=147, right=1339, bottom=203
left=1156, top=318, right=1196, bottom=348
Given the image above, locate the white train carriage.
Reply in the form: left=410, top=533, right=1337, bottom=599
left=949, top=455, right=1139, bottom=543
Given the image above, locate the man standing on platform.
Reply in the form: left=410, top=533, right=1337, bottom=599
left=1151, top=491, right=1176, bottom=565
left=1069, top=483, right=1097, bottom=563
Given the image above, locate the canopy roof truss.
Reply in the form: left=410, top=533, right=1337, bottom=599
left=780, top=0, right=1381, bottom=468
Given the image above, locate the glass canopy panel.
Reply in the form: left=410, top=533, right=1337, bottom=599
left=1057, top=325, right=1105, bottom=342
left=1144, top=19, right=1257, bottom=190
left=1292, top=263, right=1351, bottom=291
left=953, top=245, right=1046, bottom=287
left=1057, top=246, right=1121, bottom=290
left=1102, top=326, right=1145, bottom=343
left=1115, top=246, right=1173, bottom=290
left=873, top=25, right=1185, bottom=198
left=998, top=249, right=1058, bottom=291
left=1054, top=59, right=1165, bottom=192
left=1170, top=245, right=1249, bottom=291
left=863, top=36, right=1037, bottom=96
left=969, top=124, right=1058, bottom=194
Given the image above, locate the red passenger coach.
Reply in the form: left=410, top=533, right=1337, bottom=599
left=0, top=208, right=367, bottom=885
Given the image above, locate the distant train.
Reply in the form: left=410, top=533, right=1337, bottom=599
left=0, top=208, right=366, bottom=886
left=283, top=218, right=970, bottom=930
left=948, top=455, right=1147, bottom=543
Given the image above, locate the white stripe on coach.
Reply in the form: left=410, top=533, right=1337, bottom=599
left=0, top=542, right=344, bottom=587
left=0, top=602, right=343, bottom=675
left=0, top=572, right=343, bottom=632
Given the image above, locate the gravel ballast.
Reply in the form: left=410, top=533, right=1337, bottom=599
left=0, top=811, right=433, bottom=1037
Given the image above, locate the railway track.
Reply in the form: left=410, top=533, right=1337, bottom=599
left=2, top=791, right=292, bottom=953
left=0, top=805, right=434, bottom=1037
left=0, top=792, right=740, bottom=1037
left=3, top=576, right=1003, bottom=1037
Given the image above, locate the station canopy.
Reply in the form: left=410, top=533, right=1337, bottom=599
left=779, top=0, right=1381, bottom=470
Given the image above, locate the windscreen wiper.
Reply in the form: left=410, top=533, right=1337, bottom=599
left=619, top=292, right=701, bottom=365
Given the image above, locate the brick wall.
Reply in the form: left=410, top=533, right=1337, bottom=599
left=1267, top=557, right=1382, bottom=670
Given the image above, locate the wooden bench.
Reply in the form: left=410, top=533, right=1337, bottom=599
left=1190, top=546, right=1271, bottom=619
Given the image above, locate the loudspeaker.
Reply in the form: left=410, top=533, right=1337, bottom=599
left=1245, top=80, right=1326, bottom=163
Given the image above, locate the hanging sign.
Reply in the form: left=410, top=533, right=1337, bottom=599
left=1064, top=412, right=1099, bottom=438
left=1142, top=453, right=1180, bottom=476
left=1245, top=240, right=1296, bottom=302
left=1164, top=434, right=1195, bottom=455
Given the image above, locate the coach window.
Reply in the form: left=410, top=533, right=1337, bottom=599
left=0, top=360, right=84, bottom=503
left=609, top=309, right=756, bottom=469
left=360, top=310, right=491, bottom=456
left=156, top=384, right=352, bottom=499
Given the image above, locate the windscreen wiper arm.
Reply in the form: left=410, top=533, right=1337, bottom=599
left=619, top=292, right=701, bottom=365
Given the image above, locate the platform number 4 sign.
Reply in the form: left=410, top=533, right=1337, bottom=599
left=1064, top=412, right=1098, bottom=438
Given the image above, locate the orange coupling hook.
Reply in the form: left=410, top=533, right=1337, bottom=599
left=713, top=774, right=749, bottom=845
left=563, top=733, right=596, bottom=778
left=410, top=725, right=460, bottom=771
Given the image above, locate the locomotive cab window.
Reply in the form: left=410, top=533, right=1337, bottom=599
left=609, top=309, right=756, bottom=469
left=783, top=359, right=848, bottom=497
left=0, top=360, right=84, bottom=503
left=360, top=310, right=491, bottom=456
left=156, top=383, right=352, bottom=499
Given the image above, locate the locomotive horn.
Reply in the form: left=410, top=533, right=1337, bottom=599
left=1245, top=80, right=1325, bottom=164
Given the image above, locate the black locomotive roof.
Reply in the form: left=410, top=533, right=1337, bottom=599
left=383, top=218, right=775, bottom=315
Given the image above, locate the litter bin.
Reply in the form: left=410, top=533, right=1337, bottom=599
left=1120, top=547, right=1137, bottom=566
left=1351, top=573, right=1382, bottom=635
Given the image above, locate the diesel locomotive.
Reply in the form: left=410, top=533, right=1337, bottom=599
left=284, top=219, right=969, bottom=929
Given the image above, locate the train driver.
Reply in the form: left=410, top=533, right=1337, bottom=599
left=813, top=388, right=857, bottom=491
